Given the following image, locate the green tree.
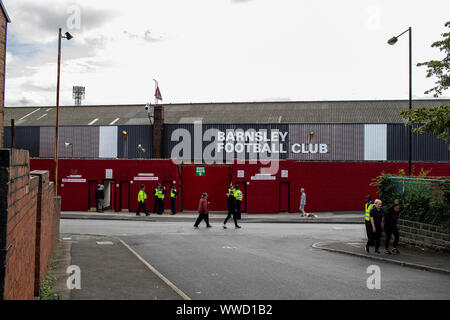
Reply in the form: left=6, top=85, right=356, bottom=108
left=400, top=22, right=449, bottom=147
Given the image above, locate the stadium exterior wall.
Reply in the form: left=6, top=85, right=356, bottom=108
left=29, top=159, right=450, bottom=213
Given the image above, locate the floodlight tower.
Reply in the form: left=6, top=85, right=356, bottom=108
left=73, top=86, right=85, bottom=106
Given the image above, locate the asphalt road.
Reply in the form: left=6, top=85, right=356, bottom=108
left=61, top=219, right=450, bottom=300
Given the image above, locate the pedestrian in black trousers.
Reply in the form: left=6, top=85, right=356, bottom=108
left=153, top=184, right=160, bottom=214
left=194, top=193, right=212, bottom=228
left=384, top=202, right=401, bottom=254
left=223, top=189, right=241, bottom=229
left=364, top=195, right=375, bottom=251
left=368, top=199, right=385, bottom=255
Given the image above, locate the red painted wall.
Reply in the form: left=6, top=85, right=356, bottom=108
left=30, top=159, right=450, bottom=213
left=30, top=159, right=179, bottom=212
left=181, top=165, right=231, bottom=211
left=233, top=160, right=450, bottom=213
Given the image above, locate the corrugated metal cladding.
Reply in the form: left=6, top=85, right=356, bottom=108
left=117, top=125, right=152, bottom=159
left=40, top=126, right=99, bottom=158
left=387, top=124, right=450, bottom=162
left=167, top=124, right=289, bottom=162
left=3, top=126, right=40, bottom=157
left=288, top=124, right=364, bottom=160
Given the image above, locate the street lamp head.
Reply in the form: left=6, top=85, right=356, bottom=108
left=65, top=32, right=73, bottom=40
left=387, top=36, right=398, bottom=45
left=65, top=142, right=73, bottom=147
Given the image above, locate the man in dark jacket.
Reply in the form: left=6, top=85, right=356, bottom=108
left=223, top=187, right=241, bottom=229
left=95, top=184, right=104, bottom=213
left=369, top=199, right=385, bottom=255
left=384, top=202, right=401, bottom=254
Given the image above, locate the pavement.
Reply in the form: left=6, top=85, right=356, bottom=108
left=50, top=212, right=450, bottom=300
left=61, top=210, right=365, bottom=224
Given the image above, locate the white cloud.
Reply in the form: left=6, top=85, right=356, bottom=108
left=4, top=0, right=450, bottom=107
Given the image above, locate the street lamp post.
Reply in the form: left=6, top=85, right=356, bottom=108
left=54, top=28, right=73, bottom=195
left=388, top=27, right=412, bottom=176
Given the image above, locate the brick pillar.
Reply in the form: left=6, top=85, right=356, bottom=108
left=152, top=105, right=164, bottom=159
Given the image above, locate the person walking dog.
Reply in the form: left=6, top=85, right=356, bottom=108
left=194, top=193, right=212, bottom=228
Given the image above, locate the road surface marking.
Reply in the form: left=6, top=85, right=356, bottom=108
left=118, top=238, right=191, bottom=300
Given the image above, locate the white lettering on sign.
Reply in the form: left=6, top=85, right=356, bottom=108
left=291, top=144, right=329, bottom=154
left=134, top=177, right=159, bottom=181
left=68, top=175, right=82, bottom=178
left=138, top=173, right=154, bottom=176
left=62, top=179, right=86, bottom=183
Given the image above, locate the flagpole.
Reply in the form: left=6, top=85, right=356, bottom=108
left=153, top=79, right=158, bottom=105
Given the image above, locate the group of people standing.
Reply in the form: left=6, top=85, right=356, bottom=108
left=364, top=195, right=401, bottom=255
left=136, top=184, right=178, bottom=216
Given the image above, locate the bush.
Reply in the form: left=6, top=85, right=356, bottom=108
left=372, top=171, right=450, bottom=231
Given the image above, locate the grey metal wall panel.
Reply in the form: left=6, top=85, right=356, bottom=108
left=3, top=126, right=40, bottom=157
left=167, top=123, right=289, bottom=162
left=117, top=125, right=152, bottom=159
left=288, top=124, right=364, bottom=160
left=99, top=126, right=118, bottom=158
left=39, top=126, right=99, bottom=158
left=364, top=124, right=387, bottom=160
left=387, top=124, right=450, bottom=161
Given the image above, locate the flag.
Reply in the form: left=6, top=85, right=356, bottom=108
left=154, top=86, right=162, bottom=101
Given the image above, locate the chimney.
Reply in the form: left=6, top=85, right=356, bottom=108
left=152, top=105, right=164, bottom=158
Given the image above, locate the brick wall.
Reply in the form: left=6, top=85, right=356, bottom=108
left=397, top=219, right=450, bottom=253
left=0, top=9, right=7, bottom=147
left=0, top=149, right=37, bottom=300
left=30, top=170, right=60, bottom=296
left=0, top=149, right=61, bottom=300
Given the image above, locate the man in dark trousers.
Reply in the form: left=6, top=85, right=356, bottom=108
left=234, top=185, right=243, bottom=220
left=136, top=184, right=149, bottom=216
left=364, top=195, right=375, bottom=252
left=153, top=183, right=161, bottom=214
left=170, top=185, right=178, bottom=215
left=194, top=193, right=212, bottom=228
left=369, top=199, right=385, bottom=255
left=157, top=185, right=166, bottom=215
left=95, top=184, right=104, bottom=213
left=223, top=187, right=241, bottom=229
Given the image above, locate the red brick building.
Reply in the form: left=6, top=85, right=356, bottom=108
left=0, top=1, right=10, bottom=147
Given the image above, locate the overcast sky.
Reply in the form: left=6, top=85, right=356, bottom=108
left=4, top=0, right=450, bottom=107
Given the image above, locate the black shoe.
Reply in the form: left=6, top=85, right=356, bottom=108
left=235, top=225, right=241, bottom=229
left=365, top=246, right=370, bottom=253
left=194, top=225, right=199, bottom=228
left=384, top=250, right=392, bottom=255
left=171, top=213, right=176, bottom=215
left=207, top=225, right=212, bottom=228
left=223, top=225, right=227, bottom=229
left=375, top=251, right=381, bottom=255
left=157, top=213, right=162, bottom=215
left=392, top=248, right=400, bottom=254
left=146, top=213, right=150, bottom=216
left=136, top=213, right=141, bottom=216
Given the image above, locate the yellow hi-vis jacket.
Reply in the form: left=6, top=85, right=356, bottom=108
left=171, top=189, right=177, bottom=198
left=365, top=202, right=374, bottom=221
left=158, top=189, right=165, bottom=200
left=138, top=190, right=147, bottom=203
left=234, top=190, right=243, bottom=201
